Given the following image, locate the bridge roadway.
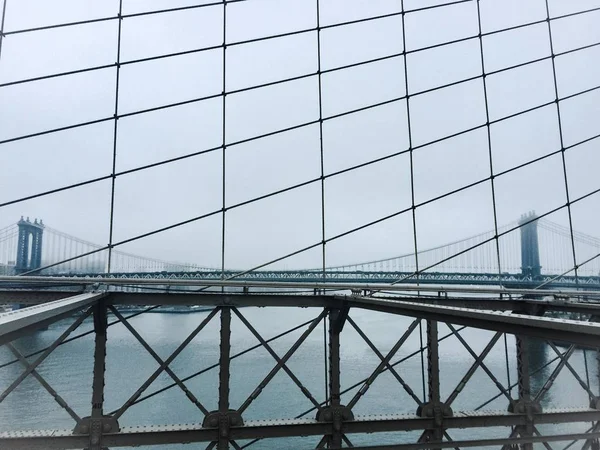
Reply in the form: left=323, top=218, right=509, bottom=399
left=37, top=270, right=600, bottom=290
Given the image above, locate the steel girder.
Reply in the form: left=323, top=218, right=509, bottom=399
left=8, top=290, right=600, bottom=318
left=2, top=271, right=599, bottom=290
left=0, top=292, right=105, bottom=345
left=2, top=409, right=600, bottom=449
left=348, top=296, right=600, bottom=348
left=1, top=291, right=600, bottom=449
left=0, top=289, right=81, bottom=305
left=3, top=275, right=600, bottom=299
left=3, top=292, right=600, bottom=344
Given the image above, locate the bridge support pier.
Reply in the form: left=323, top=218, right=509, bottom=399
left=74, top=300, right=120, bottom=449
left=519, top=212, right=541, bottom=279
left=202, top=307, right=245, bottom=449
left=15, top=217, right=44, bottom=274
left=317, top=306, right=354, bottom=448
left=506, top=335, right=541, bottom=450
left=417, top=320, right=453, bottom=447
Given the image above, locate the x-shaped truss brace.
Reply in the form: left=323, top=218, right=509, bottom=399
left=446, top=323, right=512, bottom=404
left=109, top=305, right=211, bottom=415
left=112, top=307, right=219, bottom=420
left=0, top=307, right=92, bottom=426
left=234, top=308, right=325, bottom=415
left=444, top=329, right=504, bottom=407
left=345, top=317, right=421, bottom=409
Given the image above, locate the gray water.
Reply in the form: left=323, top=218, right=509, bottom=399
left=0, top=307, right=596, bottom=449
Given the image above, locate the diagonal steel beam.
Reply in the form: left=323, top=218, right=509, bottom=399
left=235, top=315, right=348, bottom=450
left=316, top=434, right=328, bottom=448
left=0, top=307, right=92, bottom=403
left=447, top=324, right=512, bottom=403
left=0, top=304, right=162, bottom=372
left=343, top=433, right=355, bottom=447
left=118, top=317, right=316, bottom=412
left=500, top=427, right=521, bottom=450
left=112, top=307, right=219, bottom=420
left=474, top=348, right=569, bottom=411
left=7, top=343, right=82, bottom=423
left=562, top=424, right=594, bottom=450
left=582, top=422, right=600, bottom=450
left=241, top=438, right=259, bottom=449
left=109, top=306, right=210, bottom=416
left=235, top=308, right=326, bottom=415
left=347, top=319, right=420, bottom=410
left=296, top=326, right=468, bottom=420
left=347, top=316, right=423, bottom=406
left=534, top=425, right=555, bottom=450
left=442, top=430, right=460, bottom=450
left=546, top=341, right=596, bottom=400
left=534, top=345, right=576, bottom=403
left=445, top=332, right=502, bottom=406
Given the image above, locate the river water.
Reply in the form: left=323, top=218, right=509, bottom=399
left=0, top=307, right=596, bottom=449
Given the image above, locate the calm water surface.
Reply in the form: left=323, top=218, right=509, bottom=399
left=0, top=307, right=595, bottom=449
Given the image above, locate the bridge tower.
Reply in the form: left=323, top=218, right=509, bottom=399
left=519, top=211, right=541, bottom=278
left=15, top=217, right=44, bottom=274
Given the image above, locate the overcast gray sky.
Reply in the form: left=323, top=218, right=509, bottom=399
left=0, top=0, right=599, bottom=273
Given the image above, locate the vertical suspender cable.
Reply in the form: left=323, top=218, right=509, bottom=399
left=0, top=3, right=8, bottom=266
left=315, top=0, right=329, bottom=406
left=475, top=0, right=502, bottom=281
left=544, top=0, right=579, bottom=285
left=476, top=0, right=513, bottom=401
left=400, top=0, right=426, bottom=401
left=0, top=0, right=7, bottom=63
left=220, top=0, right=227, bottom=283
left=107, top=0, right=124, bottom=274
left=400, top=0, right=420, bottom=286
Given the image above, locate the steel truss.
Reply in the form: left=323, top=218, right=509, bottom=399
left=6, top=270, right=600, bottom=290
left=1, top=289, right=600, bottom=449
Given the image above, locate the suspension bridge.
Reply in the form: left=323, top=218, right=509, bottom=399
left=2, top=0, right=600, bottom=449
left=1, top=213, right=599, bottom=289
